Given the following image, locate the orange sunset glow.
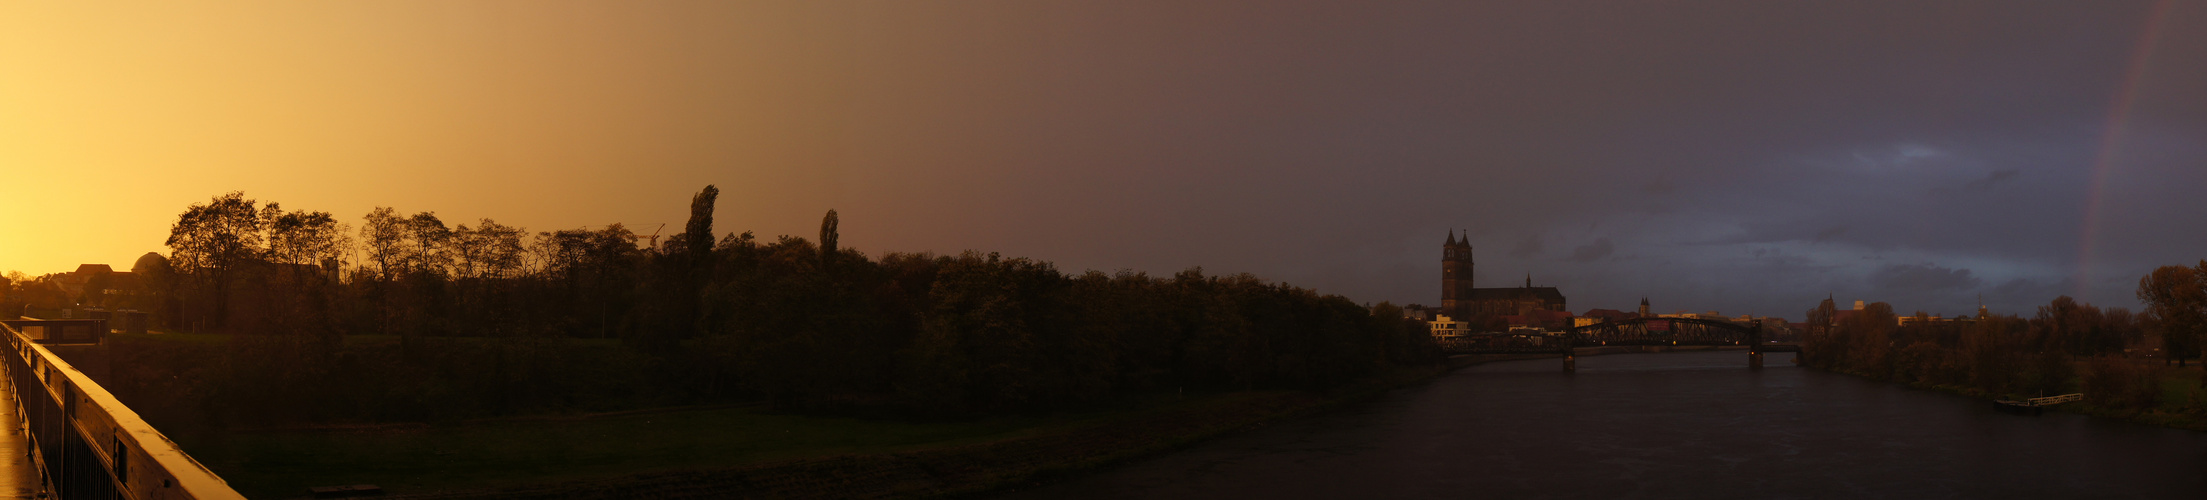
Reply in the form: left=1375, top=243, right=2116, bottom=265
left=4, top=2, right=2206, bottom=498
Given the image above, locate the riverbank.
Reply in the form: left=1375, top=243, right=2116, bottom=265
left=1807, top=363, right=2207, bottom=433
left=1446, top=344, right=1758, bottom=369
left=182, top=363, right=1447, bottom=499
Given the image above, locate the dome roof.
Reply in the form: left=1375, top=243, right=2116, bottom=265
left=131, top=252, right=169, bottom=273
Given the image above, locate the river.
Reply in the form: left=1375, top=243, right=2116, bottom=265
left=998, top=351, right=2207, bottom=499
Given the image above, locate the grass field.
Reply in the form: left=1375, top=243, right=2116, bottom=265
left=88, top=332, right=1442, bottom=498
left=2157, top=367, right=2206, bottom=403
left=174, top=393, right=1272, bottom=499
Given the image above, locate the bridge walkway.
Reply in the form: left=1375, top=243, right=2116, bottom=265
left=0, top=366, right=39, bottom=499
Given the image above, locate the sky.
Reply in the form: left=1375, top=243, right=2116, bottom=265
left=4, top=1, right=2204, bottom=319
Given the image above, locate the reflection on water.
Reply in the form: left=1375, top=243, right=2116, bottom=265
left=999, top=351, right=2207, bottom=499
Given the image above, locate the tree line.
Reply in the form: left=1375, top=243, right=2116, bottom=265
left=1799, top=261, right=2207, bottom=413
left=7, top=189, right=1443, bottom=426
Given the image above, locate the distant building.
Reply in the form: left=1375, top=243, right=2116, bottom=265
left=1438, top=231, right=1567, bottom=320
left=1580, top=308, right=1637, bottom=325
left=56, top=264, right=136, bottom=306
left=1896, top=312, right=1978, bottom=327
left=1428, top=314, right=1471, bottom=339
left=1503, top=309, right=1574, bottom=331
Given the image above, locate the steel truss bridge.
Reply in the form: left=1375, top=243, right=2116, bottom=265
left=1436, top=317, right=1800, bottom=367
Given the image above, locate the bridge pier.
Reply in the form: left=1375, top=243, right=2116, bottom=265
left=1746, top=319, right=1763, bottom=369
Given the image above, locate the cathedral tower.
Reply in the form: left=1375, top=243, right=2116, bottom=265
left=1440, top=231, right=1475, bottom=318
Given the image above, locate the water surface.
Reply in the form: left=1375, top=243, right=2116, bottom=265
left=1000, top=351, right=2206, bottom=499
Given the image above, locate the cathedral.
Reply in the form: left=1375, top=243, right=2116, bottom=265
left=1440, top=231, right=1567, bottom=320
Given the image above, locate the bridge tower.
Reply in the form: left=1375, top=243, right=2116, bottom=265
left=1440, top=231, right=1475, bottom=318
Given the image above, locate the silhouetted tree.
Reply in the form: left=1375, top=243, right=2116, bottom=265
left=256, top=204, right=347, bottom=349
left=685, top=186, right=719, bottom=264
left=2138, top=264, right=2205, bottom=367
left=1962, top=315, right=2027, bottom=395
left=361, top=207, right=406, bottom=282
left=670, top=185, right=719, bottom=346
left=403, top=212, right=453, bottom=278
left=1801, top=297, right=1839, bottom=369
left=166, top=192, right=266, bottom=329
left=122, top=190, right=1451, bottom=426
left=264, top=204, right=347, bottom=283
left=819, top=209, right=840, bottom=262
left=449, top=219, right=525, bottom=281
left=2032, top=296, right=2125, bottom=357
left=131, top=253, right=181, bottom=328
left=448, top=219, right=525, bottom=338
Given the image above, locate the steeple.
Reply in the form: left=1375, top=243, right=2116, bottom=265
left=1440, top=229, right=1474, bottom=318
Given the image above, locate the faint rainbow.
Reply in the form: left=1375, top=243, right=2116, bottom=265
left=2076, top=0, right=2174, bottom=298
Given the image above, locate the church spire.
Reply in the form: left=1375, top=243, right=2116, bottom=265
left=1446, top=230, right=1457, bottom=246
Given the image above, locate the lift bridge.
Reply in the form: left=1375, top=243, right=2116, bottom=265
left=0, top=319, right=244, bottom=500
left=1435, top=317, right=1802, bottom=369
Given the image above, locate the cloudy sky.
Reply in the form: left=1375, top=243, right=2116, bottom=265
left=4, top=1, right=2202, bottom=319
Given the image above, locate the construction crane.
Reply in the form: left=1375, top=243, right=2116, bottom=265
left=631, top=223, right=667, bottom=248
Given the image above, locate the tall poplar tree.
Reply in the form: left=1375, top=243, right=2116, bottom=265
left=818, top=209, right=840, bottom=262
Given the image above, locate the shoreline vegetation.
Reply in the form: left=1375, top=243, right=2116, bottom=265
left=1808, top=360, right=2207, bottom=433
left=11, top=188, right=2203, bottom=495
left=1796, top=260, right=2207, bottom=434
left=2, top=188, right=1450, bottom=498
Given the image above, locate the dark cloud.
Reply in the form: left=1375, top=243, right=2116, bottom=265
left=1509, top=234, right=1543, bottom=258
left=115, top=0, right=2183, bottom=319
left=1568, top=238, right=1615, bottom=263
left=1963, top=168, right=2023, bottom=191
left=819, top=0, right=2203, bottom=316
left=1813, top=226, right=1850, bottom=244
left=1870, top=263, right=1984, bottom=292
left=13, top=0, right=2205, bottom=323
left=1989, top=277, right=2079, bottom=310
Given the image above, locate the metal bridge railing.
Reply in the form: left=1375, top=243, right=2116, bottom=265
left=1, top=320, right=244, bottom=500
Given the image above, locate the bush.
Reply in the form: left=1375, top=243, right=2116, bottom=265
left=2083, top=357, right=2163, bottom=410
left=2017, top=350, right=2076, bottom=398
